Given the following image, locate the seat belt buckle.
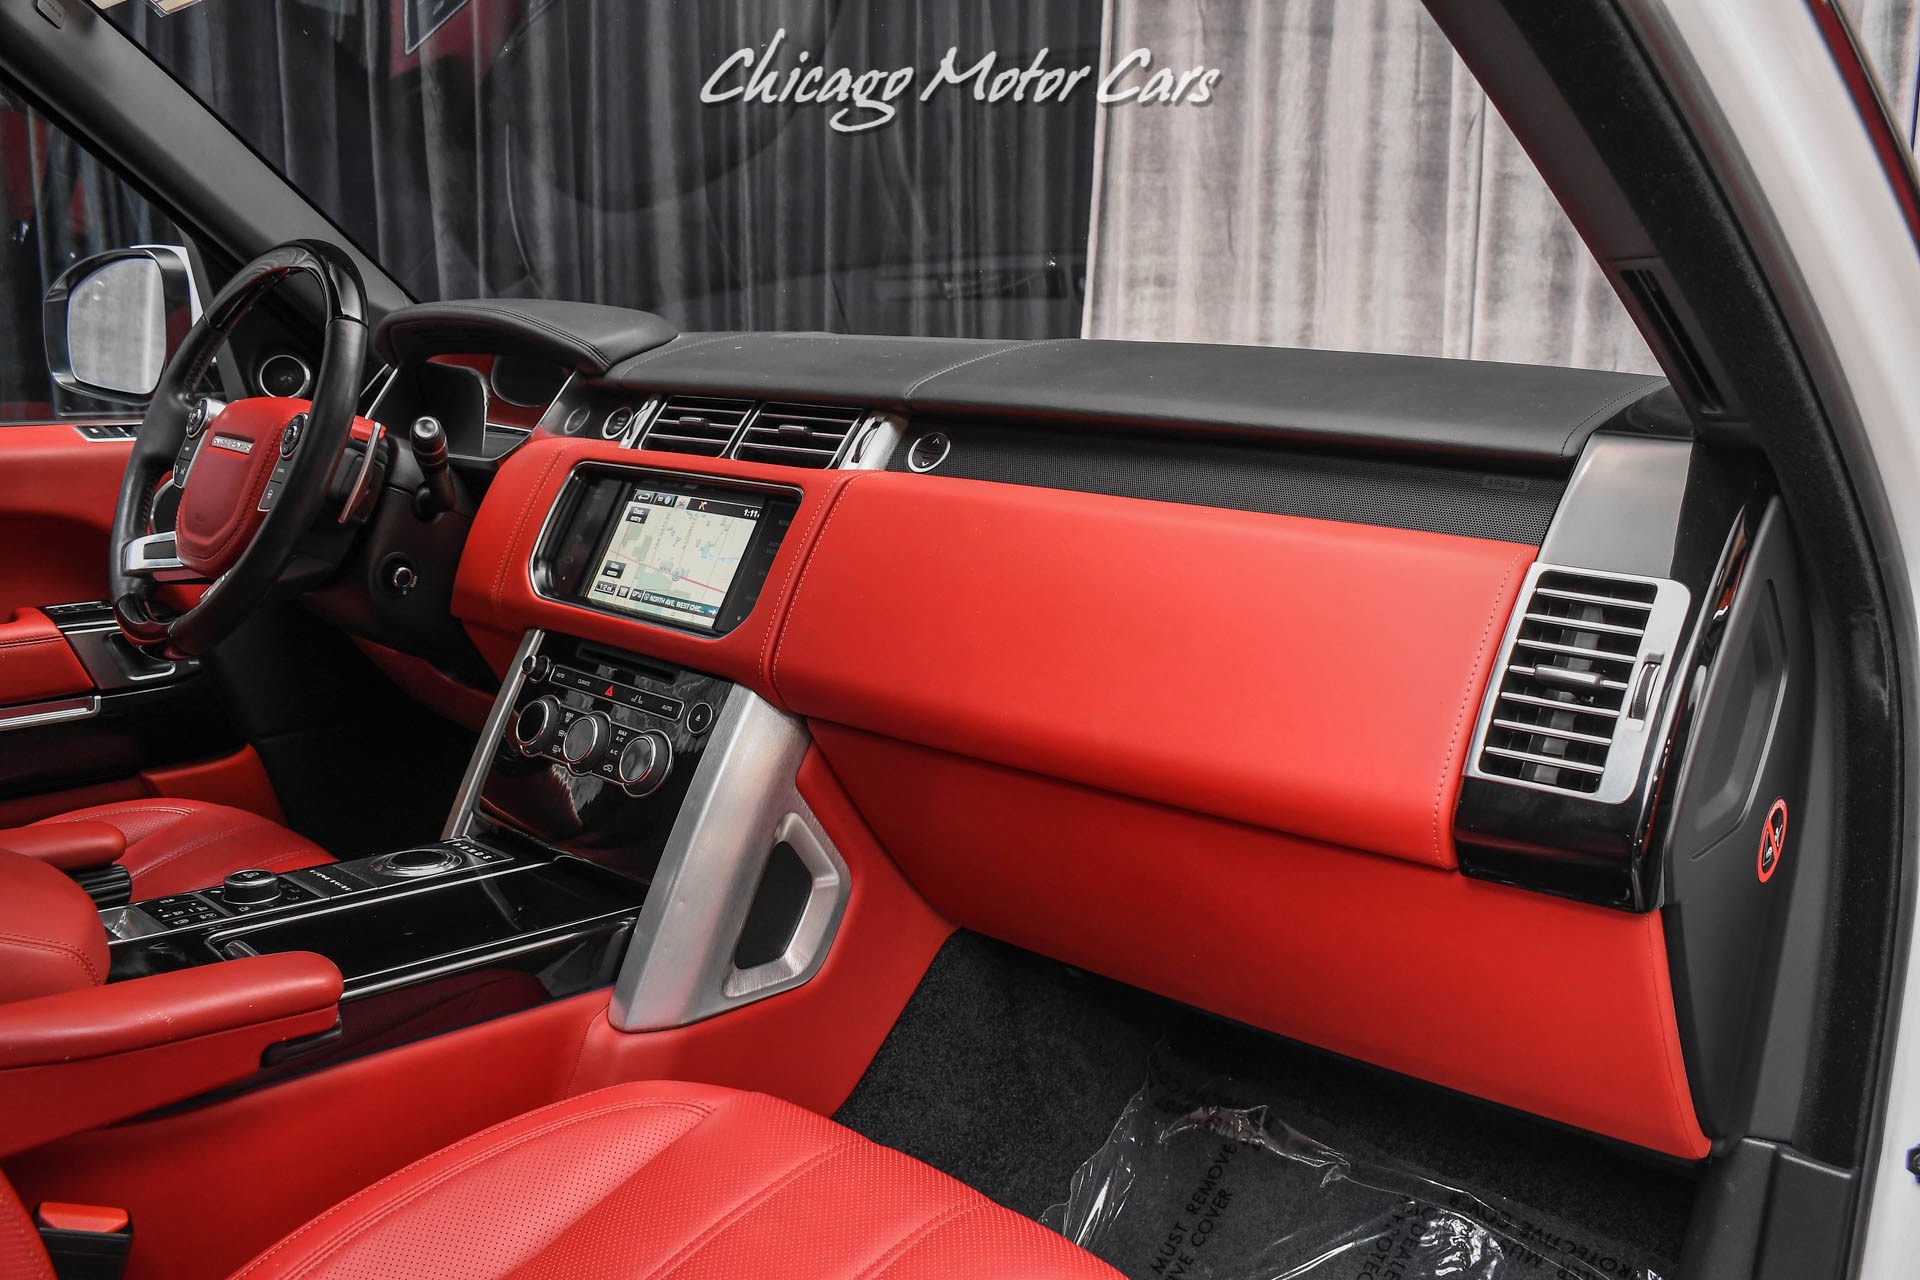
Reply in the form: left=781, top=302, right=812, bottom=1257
left=34, top=1202, right=132, bottom=1280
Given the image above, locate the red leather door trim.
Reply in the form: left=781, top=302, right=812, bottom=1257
left=0, top=423, right=128, bottom=614
left=774, top=473, right=1533, bottom=868
left=451, top=437, right=853, bottom=694
left=0, top=608, right=91, bottom=708
left=811, top=725, right=1708, bottom=1159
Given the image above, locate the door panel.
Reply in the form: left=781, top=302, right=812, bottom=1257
left=0, top=422, right=129, bottom=615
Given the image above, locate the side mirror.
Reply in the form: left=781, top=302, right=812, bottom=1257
left=43, top=246, right=195, bottom=405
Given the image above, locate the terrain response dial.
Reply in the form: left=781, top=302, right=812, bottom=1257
left=615, top=730, right=674, bottom=796
left=561, top=711, right=614, bottom=772
left=512, top=696, right=563, bottom=756
left=222, top=868, right=281, bottom=905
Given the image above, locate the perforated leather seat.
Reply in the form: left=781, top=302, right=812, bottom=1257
left=28, top=800, right=333, bottom=899
left=219, top=1081, right=1121, bottom=1280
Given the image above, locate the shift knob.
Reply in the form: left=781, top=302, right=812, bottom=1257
left=410, top=415, right=457, bottom=516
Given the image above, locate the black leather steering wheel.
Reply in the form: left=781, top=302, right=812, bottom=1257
left=111, top=240, right=368, bottom=658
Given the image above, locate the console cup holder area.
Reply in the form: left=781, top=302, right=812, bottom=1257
left=211, top=859, right=647, bottom=1000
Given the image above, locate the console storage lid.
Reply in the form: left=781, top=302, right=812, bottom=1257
left=0, top=953, right=342, bottom=1158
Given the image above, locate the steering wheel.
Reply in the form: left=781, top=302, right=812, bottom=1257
left=110, top=240, right=370, bottom=658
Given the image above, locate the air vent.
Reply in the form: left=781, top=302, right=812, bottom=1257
left=732, top=403, right=864, bottom=468
left=1477, top=570, right=1660, bottom=796
left=641, top=396, right=753, bottom=456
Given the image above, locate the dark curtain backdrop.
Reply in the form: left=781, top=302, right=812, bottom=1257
left=0, top=94, right=179, bottom=418
left=115, top=0, right=1103, bottom=339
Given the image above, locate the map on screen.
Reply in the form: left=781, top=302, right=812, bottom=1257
left=584, top=489, right=761, bottom=629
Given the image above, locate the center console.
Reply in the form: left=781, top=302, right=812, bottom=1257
left=96, top=464, right=850, bottom=1075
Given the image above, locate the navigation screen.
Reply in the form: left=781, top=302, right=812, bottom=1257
left=582, top=488, right=762, bottom=629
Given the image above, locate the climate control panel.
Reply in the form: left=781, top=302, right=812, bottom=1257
left=499, top=635, right=729, bottom=806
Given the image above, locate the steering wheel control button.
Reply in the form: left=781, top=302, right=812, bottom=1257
left=560, top=711, right=614, bottom=772
left=686, top=702, right=716, bottom=735
left=183, top=397, right=224, bottom=439
left=512, top=696, right=564, bottom=757
left=371, top=847, right=464, bottom=878
left=279, top=413, right=307, bottom=457
left=615, top=730, right=674, bottom=796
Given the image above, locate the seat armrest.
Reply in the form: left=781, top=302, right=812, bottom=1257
left=0, top=820, right=126, bottom=871
left=0, top=953, right=342, bottom=1158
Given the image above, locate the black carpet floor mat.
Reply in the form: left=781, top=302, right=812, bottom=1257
left=833, top=932, right=1697, bottom=1265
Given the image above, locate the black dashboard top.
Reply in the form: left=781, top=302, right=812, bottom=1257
left=610, top=332, right=1670, bottom=467
left=372, top=298, right=1675, bottom=469
left=375, top=299, right=678, bottom=376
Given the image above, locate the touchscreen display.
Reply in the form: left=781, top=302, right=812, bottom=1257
left=582, top=487, right=762, bottom=629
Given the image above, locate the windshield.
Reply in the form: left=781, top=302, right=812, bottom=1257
left=114, top=0, right=1657, bottom=373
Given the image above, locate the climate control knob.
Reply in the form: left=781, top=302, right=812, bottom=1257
left=615, top=730, right=673, bottom=796
left=560, top=711, right=614, bottom=772
left=512, top=696, right=563, bottom=756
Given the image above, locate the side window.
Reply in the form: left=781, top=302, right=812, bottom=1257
left=0, top=89, right=188, bottom=425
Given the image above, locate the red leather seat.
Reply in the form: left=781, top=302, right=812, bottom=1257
left=224, top=1081, right=1119, bottom=1280
left=24, top=800, right=333, bottom=899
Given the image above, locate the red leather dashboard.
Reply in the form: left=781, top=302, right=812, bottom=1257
left=772, top=472, right=1531, bottom=869
left=453, top=437, right=853, bottom=698
left=451, top=439, right=1708, bottom=1157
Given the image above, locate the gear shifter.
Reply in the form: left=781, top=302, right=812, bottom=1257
left=409, top=415, right=458, bottom=518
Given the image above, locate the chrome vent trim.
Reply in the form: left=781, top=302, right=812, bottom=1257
left=732, top=402, right=866, bottom=469
left=1465, top=563, right=1691, bottom=804
left=640, top=395, right=754, bottom=456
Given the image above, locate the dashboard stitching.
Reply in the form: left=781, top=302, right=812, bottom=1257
left=900, top=343, right=1031, bottom=397
left=614, top=331, right=749, bottom=374
left=493, top=448, right=572, bottom=609
left=763, top=477, right=856, bottom=694
left=1432, top=548, right=1531, bottom=864
left=1557, top=376, right=1666, bottom=454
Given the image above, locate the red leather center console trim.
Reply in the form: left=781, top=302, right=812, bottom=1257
left=773, top=473, right=1533, bottom=868
left=567, top=748, right=952, bottom=1113
left=0, top=608, right=91, bottom=709
left=5, top=989, right=607, bottom=1280
left=0, top=753, right=948, bottom=1280
left=0, top=852, right=109, bottom=1006
left=0, top=953, right=343, bottom=1159
left=451, top=437, right=854, bottom=698
left=813, top=724, right=1708, bottom=1159
left=0, top=820, right=124, bottom=871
